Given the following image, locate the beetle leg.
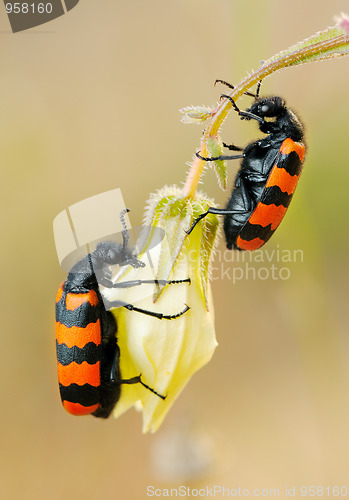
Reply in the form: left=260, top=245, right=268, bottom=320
left=223, top=142, right=244, bottom=151
left=215, top=79, right=257, bottom=98
left=103, top=298, right=190, bottom=320
left=121, top=375, right=166, bottom=400
left=109, top=343, right=120, bottom=383
left=105, top=278, right=191, bottom=289
left=196, top=151, right=244, bottom=162
left=186, top=206, right=249, bottom=235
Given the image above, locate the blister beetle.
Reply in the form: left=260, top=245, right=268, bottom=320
left=56, top=209, right=190, bottom=418
left=187, top=80, right=306, bottom=250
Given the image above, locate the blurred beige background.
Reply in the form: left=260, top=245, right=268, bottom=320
left=1, top=1, right=349, bottom=499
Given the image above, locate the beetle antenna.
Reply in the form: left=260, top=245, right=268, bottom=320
left=120, top=208, right=130, bottom=250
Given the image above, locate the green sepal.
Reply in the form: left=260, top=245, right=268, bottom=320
left=190, top=199, right=220, bottom=308
left=153, top=197, right=193, bottom=300
left=144, top=186, right=219, bottom=308
left=206, top=135, right=227, bottom=190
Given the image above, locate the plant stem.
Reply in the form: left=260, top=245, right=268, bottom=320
left=182, top=29, right=349, bottom=199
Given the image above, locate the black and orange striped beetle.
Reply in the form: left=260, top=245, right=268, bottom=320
left=187, top=81, right=306, bottom=250
left=55, top=209, right=190, bottom=418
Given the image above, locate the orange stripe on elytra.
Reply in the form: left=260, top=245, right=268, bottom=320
left=65, top=290, right=99, bottom=310
left=57, top=361, right=100, bottom=387
left=279, top=138, right=305, bottom=161
left=56, top=282, right=64, bottom=303
left=248, top=203, right=288, bottom=230
left=63, top=401, right=99, bottom=416
left=236, top=236, right=265, bottom=251
left=265, top=169, right=300, bottom=195
left=55, top=320, right=101, bottom=348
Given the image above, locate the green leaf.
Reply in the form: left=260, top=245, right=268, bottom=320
left=143, top=186, right=219, bottom=307
left=206, top=135, right=227, bottom=190
left=191, top=199, right=220, bottom=308
left=153, top=197, right=193, bottom=300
